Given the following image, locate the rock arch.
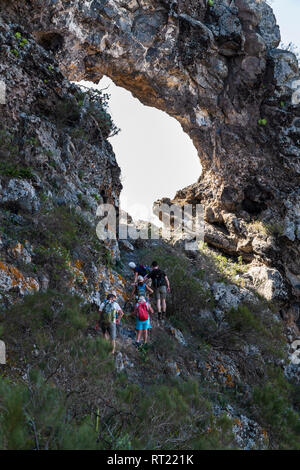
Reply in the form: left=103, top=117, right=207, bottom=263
left=3, top=0, right=300, bottom=301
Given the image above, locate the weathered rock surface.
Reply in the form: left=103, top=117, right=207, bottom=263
left=212, top=281, right=256, bottom=310
left=247, top=265, right=288, bottom=301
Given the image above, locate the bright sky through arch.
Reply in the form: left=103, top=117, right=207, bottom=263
left=94, top=76, right=201, bottom=223
left=271, top=0, right=300, bottom=47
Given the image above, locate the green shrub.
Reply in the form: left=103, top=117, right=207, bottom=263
left=3, top=290, right=88, bottom=344
left=84, top=87, right=120, bottom=139
left=252, top=368, right=300, bottom=449
left=207, top=303, right=286, bottom=361
left=198, top=242, right=248, bottom=284
left=0, top=162, right=34, bottom=179
left=53, top=98, right=81, bottom=128
left=0, top=373, right=101, bottom=450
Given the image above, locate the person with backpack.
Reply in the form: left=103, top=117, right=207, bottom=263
left=128, top=262, right=151, bottom=284
left=146, top=261, right=170, bottom=323
left=98, top=292, right=124, bottom=354
left=133, top=296, right=153, bottom=345
left=131, top=275, right=153, bottom=302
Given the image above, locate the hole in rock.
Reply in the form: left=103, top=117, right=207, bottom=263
left=34, top=32, right=64, bottom=52
left=78, top=76, right=201, bottom=224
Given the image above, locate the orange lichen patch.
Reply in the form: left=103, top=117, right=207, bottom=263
left=9, top=242, right=31, bottom=263
left=225, top=373, right=234, bottom=387
left=117, top=273, right=125, bottom=285
left=214, top=363, right=235, bottom=387
left=74, top=259, right=83, bottom=270
left=11, top=242, right=23, bottom=256
left=0, top=261, right=39, bottom=294
left=205, top=362, right=211, bottom=370
left=68, top=261, right=88, bottom=285
left=234, top=418, right=242, bottom=427
left=217, top=364, right=227, bottom=374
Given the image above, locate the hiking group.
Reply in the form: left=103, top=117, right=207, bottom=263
left=97, top=261, right=171, bottom=353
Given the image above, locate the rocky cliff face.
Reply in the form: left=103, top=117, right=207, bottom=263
left=2, top=0, right=299, bottom=317
left=0, top=15, right=124, bottom=309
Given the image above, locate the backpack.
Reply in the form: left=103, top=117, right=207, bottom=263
left=136, top=264, right=151, bottom=277
left=152, top=269, right=166, bottom=289
left=137, top=302, right=149, bottom=322
left=102, top=301, right=116, bottom=326
left=136, top=283, right=146, bottom=297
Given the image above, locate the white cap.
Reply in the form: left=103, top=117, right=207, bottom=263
left=138, top=296, right=146, bottom=303
left=137, top=275, right=144, bottom=282
left=129, top=262, right=136, bottom=269
left=110, top=290, right=117, bottom=297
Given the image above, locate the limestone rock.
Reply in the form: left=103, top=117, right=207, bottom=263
left=247, top=265, right=288, bottom=301
left=119, top=239, right=135, bottom=251
left=169, top=327, right=187, bottom=346
left=212, top=282, right=256, bottom=310
left=1, top=179, right=40, bottom=214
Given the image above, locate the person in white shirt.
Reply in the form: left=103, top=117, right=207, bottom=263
left=99, top=291, right=124, bottom=354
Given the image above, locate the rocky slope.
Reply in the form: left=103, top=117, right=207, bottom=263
left=0, top=0, right=300, bottom=450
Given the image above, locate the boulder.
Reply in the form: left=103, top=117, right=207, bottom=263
left=212, top=282, right=256, bottom=310
left=1, top=179, right=40, bottom=213
left=247, top=265, right=288, bottom=301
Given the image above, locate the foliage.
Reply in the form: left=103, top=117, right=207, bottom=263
left=280, top=41, right=300, bottom=67
left=53, top=98, right=81, bottom=129
left=0, top=129, right=36, bottom=180
left=198, top=242, right=248, bottom=284
left=1, top=290, right=237, bottom=450
left=80, top=85, right=120, bottom=139
left=248, top=219, right=284, bottom=237
left=0, top=373, right=100, bottom=450
left=0, top=161, right=34, bottom=179
left=252, top=367, right=300, bottom=449
left=202, top=300, right=286, bottom=367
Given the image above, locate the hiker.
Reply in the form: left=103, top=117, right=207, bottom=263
left=131, top=275, right=153, bottom=302
left=128, top=262, right=151, bottom=285
left=146, top=261, right=170, bottom=323
left=133, top=296, right=153, bottom=345
left=98, top=291, right=124, bottom=354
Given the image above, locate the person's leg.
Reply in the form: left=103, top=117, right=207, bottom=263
left=156, top=290, right=162, bottom=321
left=161, top=286, right=167, bottom=321
left=102, top=324, right=109, bottom=341
left=136, top=329, right=142, bottom=343
left=157, top=300, right=161, bottom=320
left=144, top=329, right=148, bottom=344
left=109, top=323, right=117, bottom=354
